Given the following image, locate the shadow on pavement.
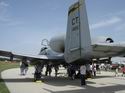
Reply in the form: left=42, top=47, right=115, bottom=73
left=1, top=74, right=125, bottom=93
left=43, top=84, right=125, bottom=93
left=42, top=76, right=125, bottom=93
left=0, top=75, right=115, bottom=84
left=0, top=78, right=34, bottom=83
left=92, top=75, right=113, bottom=79
left=43, top=76, right=95, bottom=86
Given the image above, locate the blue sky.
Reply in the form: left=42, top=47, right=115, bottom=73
left=0, top=0, right=125, bottom=55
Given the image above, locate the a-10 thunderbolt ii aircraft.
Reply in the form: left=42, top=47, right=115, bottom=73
left=0, top=0, right=125, bottom=80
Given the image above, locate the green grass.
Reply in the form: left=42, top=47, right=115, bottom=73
left=0, top=61, right=19, bottom=93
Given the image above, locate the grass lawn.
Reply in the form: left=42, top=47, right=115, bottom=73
left=0, top=61, right=19, bottom=93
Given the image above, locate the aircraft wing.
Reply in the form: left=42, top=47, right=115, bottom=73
left=1, top=43, right=125, bottom=62
left=0, top=50, right=64, bottom=61
left=92, top=43, right=125, bottom=58
left=0, top=50, right=12, bottom=58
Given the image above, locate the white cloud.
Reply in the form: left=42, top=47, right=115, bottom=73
left=115, top=23, right=125, bottom=31
left=0, top=1, right=22, bottom=26
left=102, top=10, right=125, bottom=18
left=0, top=1, right=9, bottom=22
left=0, top=1, right=9, bottom=7
left=90, top=17, right=122, bottom=30
left=0, top=16, right=9, bottom=22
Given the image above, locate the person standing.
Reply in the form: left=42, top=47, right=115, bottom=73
left=20, top=57, right=29, bottom=75
left=93, top=64, right=96, bottom=77
left=45, top=63, right=52, bottom=76
left=20, top=61, right=25, bottom=75
left=115, top=67, right=119, bottom=77
left=80, top=65, right=86, bottom=86
left=54, top=65, right=59, bottom=77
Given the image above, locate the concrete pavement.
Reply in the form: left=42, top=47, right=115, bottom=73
left=1, top=67, right=125, bottom=93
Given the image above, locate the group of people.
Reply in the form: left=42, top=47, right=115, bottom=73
left=67, top=64, right=76, bottom=80
left=115, top=65, right=125, bottom=77
left=67, top=63, right=98, bottom=86
left=19, top=59, right=98, bottom=86
left=45, top=64, right=59, bottom=77
left=79, top=64, right=99, bottom=86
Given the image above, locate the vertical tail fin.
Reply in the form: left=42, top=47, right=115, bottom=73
left=64, top=0, right=92, bottom=63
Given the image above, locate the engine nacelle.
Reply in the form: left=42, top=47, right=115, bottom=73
left=49, top=36, right=114, bottom=53
left=49, top=35, right=65, bottom=53
left=92, top=37, right=114, bottom=44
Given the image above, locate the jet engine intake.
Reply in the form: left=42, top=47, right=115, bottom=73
left=49, top=35, right=65, bottom=53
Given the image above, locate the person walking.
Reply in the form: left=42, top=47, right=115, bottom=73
left=80, top=65, right=86, bottom=86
